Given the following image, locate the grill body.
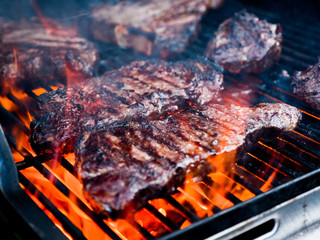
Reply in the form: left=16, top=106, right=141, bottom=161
left=0, top=0, right=320, bottom=239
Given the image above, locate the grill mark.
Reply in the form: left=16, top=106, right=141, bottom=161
left=169, top=114, right=216, bottom=154
left=137, top=124, right=178, bottom=168
left=101, top=87, right=130, bottom=105
left=135, top=68, right=181, bottom=89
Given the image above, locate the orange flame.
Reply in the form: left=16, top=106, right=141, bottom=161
left=1, top=56, right=283, bottom=240
left=30, top=0, right=78, bottom=36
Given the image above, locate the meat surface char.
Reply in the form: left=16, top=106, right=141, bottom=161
left=75, top=103, right=301, bottom=219
left=30, top=57, right=223, bottom=154
left=205, top=10, right=282, bottom=74
left=0, top=17, right=98, bottom=94
left=292, top=59, right=320, bottom=110
left=89, top=0, right=210, bottom=57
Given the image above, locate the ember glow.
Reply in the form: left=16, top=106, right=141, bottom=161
left=0, top=7, right=290, bottom=240
left=2, top=81, right=263, bottom=239
left=0, top=58, right=264, bottom=239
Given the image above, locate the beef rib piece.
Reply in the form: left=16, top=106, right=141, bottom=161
left=0, top=17, right=98, bottom=94
left=30, top=57, right=223, bottom=154
left=88, top=0, right=210, bottom=58
left=75, top=103, right=301, bottom=219
left=205, top=10, right=282, bottom=74
left=292, top=59, right=320, bottom=110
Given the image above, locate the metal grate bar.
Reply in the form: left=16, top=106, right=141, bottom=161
left=133, top=221, right=156, bottom=240
left=281, top=133, right=320, bottom=161
left=163, top=196, right=200, bottom=223
left=282, top=38, right=320, bottom=61
left=144, top=203, right=179, bottom=231
left=262, top=138, right=319, bottom=171
left=21, top=157, right=123, bottom=240
left=237, top=153, right=290, bottom=187
left=60, top=157, right=77, bottom=175
left=232, top=173, right=263, bottom=196
left=281, top=46, right=318, bottom=65
left=202, top=177, right=242, bottom=205
left=18, top=172, right=87, bottom=240
left=251, top=144, right=305, bottom=179
left=0, top=105, right=30, bottom=135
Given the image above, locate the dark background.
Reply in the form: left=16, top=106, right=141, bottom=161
left=0, top=0, right=319, bottom=22
left=0, top=0, right=319, bottom=239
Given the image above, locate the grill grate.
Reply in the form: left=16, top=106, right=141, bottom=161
left=0, top=0, right=320, bottom=239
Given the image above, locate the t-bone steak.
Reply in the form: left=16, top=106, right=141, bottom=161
left=75, top=103, right=301, bottom=219
left=30, top=57, right=223, bottom=154
left=88, top=0, right=210, bottom=58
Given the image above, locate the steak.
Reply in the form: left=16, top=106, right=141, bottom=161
left=75, top=103, right=301, bottom=219
left=205, top=10, right=282, bottom=74
left=0, top=17, right=98, bottom=94
left=292, top=59, right=320, bottom=110
left=88, top=0, right=210, bottom=58
left=30, top=57, right=223, bottom=154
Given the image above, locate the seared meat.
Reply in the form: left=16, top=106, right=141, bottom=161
left=292, top=59, right=320, bottom=110
left=0, top=17, right=98, bottom=94
left=30, top=57, right=223, bottom=154
left=205, top=10, right=282, bottom=74
left=75, top=103, right=301, bottom=219
left=89, top=0, right=210, bottom=58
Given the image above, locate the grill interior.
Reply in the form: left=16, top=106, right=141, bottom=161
left=0, top=0, right=320, bottom=239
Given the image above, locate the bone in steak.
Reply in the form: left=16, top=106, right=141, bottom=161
left=0, top=17, right=98, bottom=94
left=30, top=57, right=223, bottom=154
left=292, top=59, right=320, bottom=110
left=75, top=103, right=301, bottom=219
left=88, top=0, right=210, bottom=58
left=205, top=10, right=282, bottom=74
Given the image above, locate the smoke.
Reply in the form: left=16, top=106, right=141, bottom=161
left=0, top=0, right=116, bottom=21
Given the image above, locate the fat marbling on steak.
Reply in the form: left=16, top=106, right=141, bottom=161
left=205, top=10, right=282, bottom=74
left=75, top=103, right=301, bottom=219
left=30, top=57, right=223, bottom=154
left=89, top=0, right=210, bottom=57
left=0, top=17, right=98, bottom=94
left=292, top=59, right=320, bottom=110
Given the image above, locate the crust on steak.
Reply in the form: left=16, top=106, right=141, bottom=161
left=75, top=103, right=301, bottom=219
left=205, top=10, right=282, bottom=74
left=89, top=0, right=210, bottom=57
left=292, top=59, right=320, bottom=110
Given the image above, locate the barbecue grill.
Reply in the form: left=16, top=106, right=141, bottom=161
left=0, top=0, right=320, bottom=239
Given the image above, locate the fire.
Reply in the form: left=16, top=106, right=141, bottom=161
left=2, top=91, right=262, bottom=240
left=31, top=0, right=78, bottom=36
left=0, top=29, right=280, bottom=239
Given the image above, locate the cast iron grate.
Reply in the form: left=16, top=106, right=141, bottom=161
left=0, top=0, right=320, bottom=239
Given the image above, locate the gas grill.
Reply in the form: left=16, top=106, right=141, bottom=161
left=0, top=0, right=320, bottom=239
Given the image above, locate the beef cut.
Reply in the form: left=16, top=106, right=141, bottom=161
left=75, top=103, right=301, bottom=219
left=292, top=59, right=320, bottom=110
left=88, top=0, right=210, bottom=58
left=30, top=57, right=223, bottom=154
left=0, top=17, right=98, bottom=94
left=205, top=10, right=282, bottom=74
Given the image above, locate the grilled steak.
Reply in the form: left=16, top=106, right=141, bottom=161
left=292, top=59, right=320, bottom=110
left=88, top=0, right=210, bottom=58
left=205, top=10, right=282, bottom=74
left=0, top=17, right=98, bottom=94
left=75, top=103, right=301, bottom=219
left=30, top=57, right=223, bottom=154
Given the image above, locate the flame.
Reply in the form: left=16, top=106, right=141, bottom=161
left=1, top=51, right=283, bottom=239
left=30, top=0, right=78, bottom=36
